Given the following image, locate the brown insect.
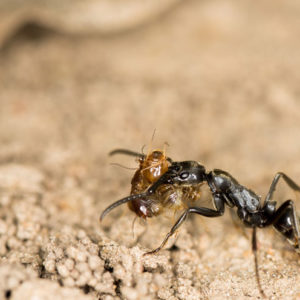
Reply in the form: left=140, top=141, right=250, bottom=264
left=101, top=148, right=203, bottom=221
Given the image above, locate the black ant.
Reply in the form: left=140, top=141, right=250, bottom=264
left=101, top=154, right=300, bottom=298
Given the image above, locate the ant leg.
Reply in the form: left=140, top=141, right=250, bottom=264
left=267, top=200, right=300, bottom=251
left=252, top=227, right=266, bottom=298
left=264, top=172, right=300, bottom=205
left=131, top=217, right=149, bottom=246
left=143, top=209, right=189, bottom=255
left=229, top=208, right=248, bottom=239
left=144, top=201, right=224, bottom=256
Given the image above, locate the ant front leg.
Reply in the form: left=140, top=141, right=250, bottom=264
left=144, top=194, right=225, bottom=255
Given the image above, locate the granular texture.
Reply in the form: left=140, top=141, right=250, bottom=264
left=1, top=0, right=300, bottom=299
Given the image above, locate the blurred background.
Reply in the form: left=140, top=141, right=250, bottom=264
left=1, top=0, right=300, bottom=299
left=1, top=0, right=300, bottom=179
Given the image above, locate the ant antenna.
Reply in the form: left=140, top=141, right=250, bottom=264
left=100, top=192, right=148, bottom=221
left=146, top=129, right=157, bottom=157
left=151, top=129, right=157, bottom=143
left=109, top=149, right=145, bottom=159
left=163, top=141, right=170, bottom=157
left=110, top=163, right=137, bottom=170
left=140, top=145, right=146, bottom=156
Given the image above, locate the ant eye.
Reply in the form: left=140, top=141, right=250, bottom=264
left=180, top=172, right=189, bottom=180
left=173, top=165, right=180, bottom=172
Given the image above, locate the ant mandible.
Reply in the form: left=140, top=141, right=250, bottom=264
left=101, top=153, right=300, bottom=298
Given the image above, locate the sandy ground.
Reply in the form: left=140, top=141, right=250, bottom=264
left=1, top=0, right=300, bottom=299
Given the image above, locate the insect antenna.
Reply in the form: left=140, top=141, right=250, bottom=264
left=146, top=128, right=156, bottom=157
left=100, top=192, right=148, bottom=222
left=109, top=148, right=172, bottom=163
left=109, top=149, right=145, bottom=159
left=109, top=163, right=137, bottom=170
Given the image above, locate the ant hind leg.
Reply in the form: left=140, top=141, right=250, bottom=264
left=270, top=200, right=300, bottom=252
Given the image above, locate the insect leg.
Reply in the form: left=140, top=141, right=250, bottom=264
left=144, top=203, right=224, bottom=256
left=229, top=207, right=248, bottom=239
left=252, top=227, right=266, bottom=298
left=264, top=172, right=300, bottom=205
left=266, top=200, right=300, bottom=251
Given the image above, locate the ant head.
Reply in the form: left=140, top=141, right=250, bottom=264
left=168, top=161, right=206, bottom=185
left=146, top=161, right=207, bottom=194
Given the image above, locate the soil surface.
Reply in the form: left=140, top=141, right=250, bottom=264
left=0, top=0, right=300, bottom=299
